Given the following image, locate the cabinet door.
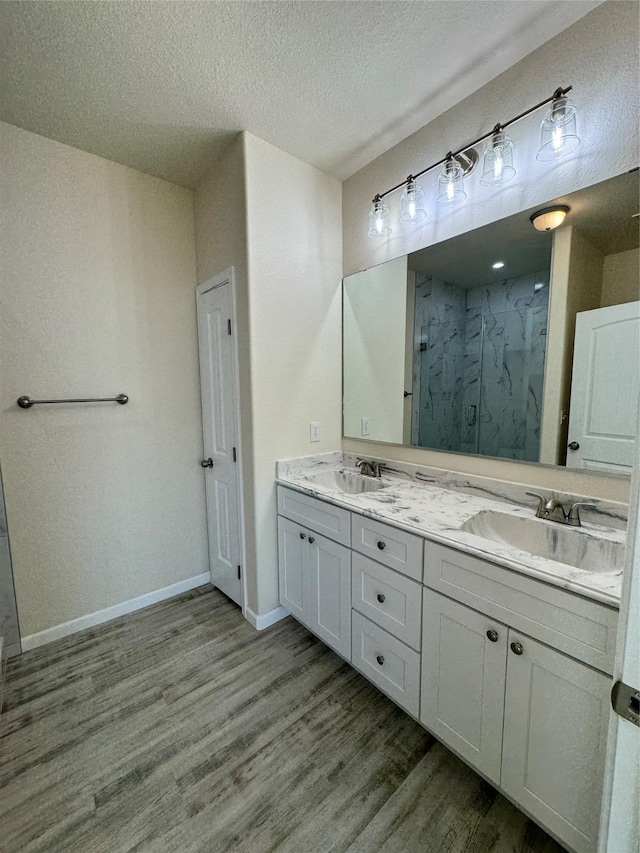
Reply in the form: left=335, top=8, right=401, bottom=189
left=278, top=516, right=310, bottom=624
left=308, top=532, right=351, bottom=659
left=421, top=591, right=507, bottom=785
left=502, top=632, right=611, bottom=853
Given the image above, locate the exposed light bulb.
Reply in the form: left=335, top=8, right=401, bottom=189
left=400, top=178, right=427, bottom=224
left=552, top=126, right=564, bottom=152
left=537, top=93, right=580, bottom=161
left=437, top=156, right=466, bottom=206
left=481, top=129, right=515, bottom=186
left=492, top=261, right=505, bottom=269
left=368, top=196, right=391, bottom=237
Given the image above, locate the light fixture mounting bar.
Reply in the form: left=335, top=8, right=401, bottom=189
left=374, top=85, right=572, bottom=202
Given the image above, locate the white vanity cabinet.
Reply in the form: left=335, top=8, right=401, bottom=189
left=501, top=631, right=610, bottom=853
left=421, top=591, right=508, bottom=785
left=422, top=541, right=616, bottom=853
left=277, top=512, right=351, bottom=659
left=277, top=482, right=618, bottom=853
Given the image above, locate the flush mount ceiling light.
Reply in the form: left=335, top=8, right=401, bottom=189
left=530, top=205, right=570, bottom=232
left=400, top=177, right=427, bottom=224
left=492, top=261, right=505, bottom=269
left=367, top=85, right=577, bottom=238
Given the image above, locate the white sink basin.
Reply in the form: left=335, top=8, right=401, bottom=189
left=302, top=469, right=390, bottom=495
left=460, top=510, right=625, bottom=573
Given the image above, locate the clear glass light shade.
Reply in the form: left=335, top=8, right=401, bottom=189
left=437, top=158, right=466, bottom=205
left=537, top=96, right=580, bottom=161
left=368, top=198, right=391, bottom=237
left=400, top=180, right=427, bottom=224
left=481, top=130, right=516, bottom=186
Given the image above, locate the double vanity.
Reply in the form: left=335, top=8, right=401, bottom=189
left=276, top=452, right=626, bottom=853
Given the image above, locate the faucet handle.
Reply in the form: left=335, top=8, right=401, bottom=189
left=525, top=491, right=547, bottom=515
left=567, top=502, right=597, bottom=527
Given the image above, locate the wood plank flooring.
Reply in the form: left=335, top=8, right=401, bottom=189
left=0, top=586, right=564, bottom=852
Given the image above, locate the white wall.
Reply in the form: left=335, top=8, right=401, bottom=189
left=244, top=132, right=342, bottom=614
left=343, top=256, right=407, bottom=443
left=0, top=123, right=208, bottom=637
left=342, top=1, right=638, bottom=503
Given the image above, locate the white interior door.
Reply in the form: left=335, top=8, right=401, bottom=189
left=567, top=301, right=639, bottom=473
left=197, top=271, right=243, bottom=607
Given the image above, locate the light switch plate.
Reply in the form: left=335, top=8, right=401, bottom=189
left=361, top=417, right=370, bottom=436
left=310, top=422, right=320, bottom=442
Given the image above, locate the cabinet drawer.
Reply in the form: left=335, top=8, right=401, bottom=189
left=352, top=515, right=422, bottom=580
left=352, top=552, right=422, bottom=650
left=424, top=541, right=618, bottom=674
left=351, top=611, right=420, bottom=717
left=277, top=486, right=350, bottom=546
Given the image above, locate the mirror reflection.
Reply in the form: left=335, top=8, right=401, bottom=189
left=343, top=171, right=639, bottom=474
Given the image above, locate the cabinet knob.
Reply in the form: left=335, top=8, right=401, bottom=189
left=376, top=655, right=385, bottom=666
left=308, top=536, right=315, bottom=544
left=299, top=532, right=306, bottom=540
left=486, top=629, right=499, bottom=643
left=510, top=641, right=524, bottom=656
left=377, top=541, right=386, bottom=550
left=376, top=593, right=386, bottom=604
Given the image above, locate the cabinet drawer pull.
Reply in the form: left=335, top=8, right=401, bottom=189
left=486, top=629, right=499, bottom=643
left=377, top=540, right=386, bottom=550
left=376, top=654, right=385, bottom=666
left=299, top=532, right=306, bottom=540
left=510, top=641, right=524, bottom=656
left=376, top=593, right=386, bottom=604
left=308, top=536, right=315, bottom=544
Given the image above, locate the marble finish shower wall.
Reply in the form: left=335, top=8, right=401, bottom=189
left=0, top=467, right=20, bottom=656
left=412, top=274, right=466, bottom=450
left=463, top=271, right=550, bottom=461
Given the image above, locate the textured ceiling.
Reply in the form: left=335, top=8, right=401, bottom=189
left=0, top=1, right=603, bottom=188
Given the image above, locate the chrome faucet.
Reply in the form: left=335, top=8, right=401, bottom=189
left=526, top=492, right=596, bottom=527
left=356, top=458, right=381, bottom=478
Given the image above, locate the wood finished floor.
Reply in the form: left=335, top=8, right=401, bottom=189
left=0, top=586, right=564, bottom=853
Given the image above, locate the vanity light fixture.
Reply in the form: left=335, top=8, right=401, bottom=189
left=481, top=126, right=516, bottom=186
left=530, top=205, right=570, bottom=232
left=400, top=177, right=427, bottom=224
left=536, top=90, right=580, bottom=161
left=367, top=85, right=576, bottom=237
left=437, top=154, right=467, bottom=206
left=368, top=195, right=391, bottom=237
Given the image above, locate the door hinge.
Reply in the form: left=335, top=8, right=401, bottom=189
left=611, top=680, right=640, bottom=726
left=232, top=447, right=237, bottom=462
left=237, top=565, right=241, bottom=580
left=227, top=318, right=232, bottom=335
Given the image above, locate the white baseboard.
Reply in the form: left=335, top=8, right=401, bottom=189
left=20, top=573, right=211, bottom=652
left=245, top=604, right=290, bottom=631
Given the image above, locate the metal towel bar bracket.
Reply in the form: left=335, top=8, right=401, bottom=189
left=17, top=394, right=129, bottom=409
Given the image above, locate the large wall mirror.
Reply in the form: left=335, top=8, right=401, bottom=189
left=343, top=170, right=639, bottom=475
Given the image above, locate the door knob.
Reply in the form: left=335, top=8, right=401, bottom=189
left=568, top=441, right=580, bottom=451
left=200, top=458, right=214, bottom=468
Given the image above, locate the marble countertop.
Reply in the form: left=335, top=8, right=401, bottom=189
left=276, top=452, right=625, bottom=608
